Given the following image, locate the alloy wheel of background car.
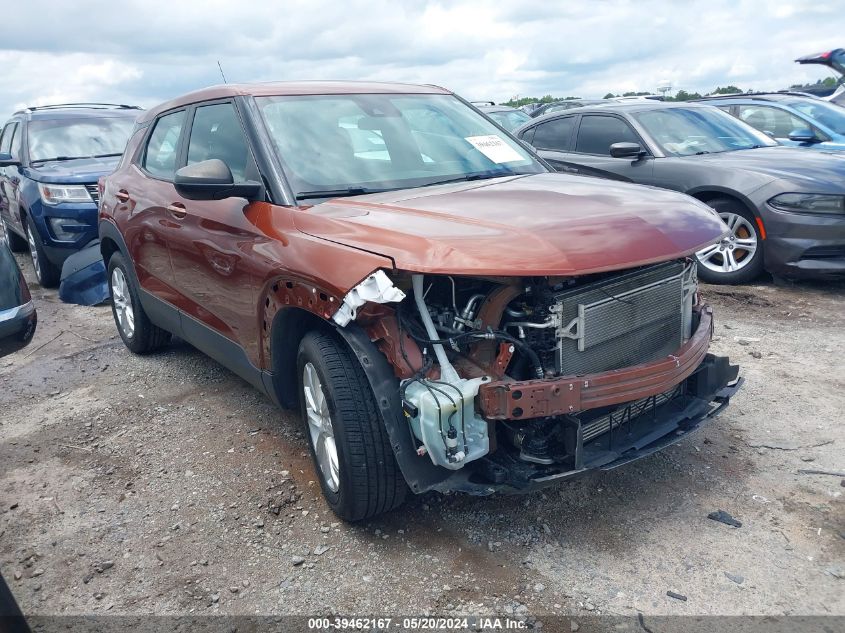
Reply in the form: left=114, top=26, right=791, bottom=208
left=694, top=199, right=764, bottom=284
left=23, top=220, right=61, bottom=287
left=26, top=224, right=41, bottom=282
left=302, top=361, right=340, bottom=492
left=106, top=252, right=171, bottom=354
left=110, top=267, right=135, bottom=339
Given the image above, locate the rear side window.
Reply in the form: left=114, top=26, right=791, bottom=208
left=143, top=111, right=186, bottom=179
left=187, top=103, right=252, bottom=183
left=575, top=115, right=640, bottom=155
left=531, top=118, right=576, bottom=151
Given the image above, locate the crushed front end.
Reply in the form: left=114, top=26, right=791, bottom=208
left=342, top=258, right=741, bottom=495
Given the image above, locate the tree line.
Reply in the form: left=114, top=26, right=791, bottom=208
left=503, top=77, right=838, bottom=107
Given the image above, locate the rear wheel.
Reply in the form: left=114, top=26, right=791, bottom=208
left=108, top=252, right=170, bottom=354
left=297, top=331, right=406, bottom=521
left=25, top=219, right=61, bottom=287
left=695, top=199, right=764, bottom=285
left=1, top=216, right=27, bottom=252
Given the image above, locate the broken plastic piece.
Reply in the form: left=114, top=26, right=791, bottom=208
left=332, top=270, right=406, bottom=327
left=707, top=510, right=742, bottom=528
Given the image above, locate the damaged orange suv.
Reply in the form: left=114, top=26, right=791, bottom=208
left=99, top=82, right=741, bottom=520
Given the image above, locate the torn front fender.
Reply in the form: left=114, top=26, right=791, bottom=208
left=332, top=269, right=406, bottom=326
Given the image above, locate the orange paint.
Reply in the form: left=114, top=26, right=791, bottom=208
left=755, top=216, right=767, bottom=240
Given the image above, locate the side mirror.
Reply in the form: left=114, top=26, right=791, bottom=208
left=174, top=159, right=263, bottom=201
left=788, top=128, right=818, bottom=143
left=0, top=152, right=20, bottom=167
left=609, top=142, right=645, bottom=158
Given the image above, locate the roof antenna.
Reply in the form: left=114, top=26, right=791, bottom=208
left=217, top=60, right=228, bottom=84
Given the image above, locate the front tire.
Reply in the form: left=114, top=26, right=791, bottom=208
left=695, top=198, right=764, bottom=285
left=297, top=331, right=406, bottom=521
left=107, top=252, right=170, bottom=354
left=25, top=219, right=61, bottom=287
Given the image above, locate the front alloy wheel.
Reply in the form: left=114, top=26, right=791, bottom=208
left=694, top=199, right=764, bottom=284
left=302, top=361, right=340, bottom=492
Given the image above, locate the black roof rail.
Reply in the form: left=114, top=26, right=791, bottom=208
left=14, top=102, right=142, bottom=114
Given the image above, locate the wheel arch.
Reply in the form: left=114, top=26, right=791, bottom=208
left=269, top=306, right=337, bottom=409
left=98, top=220, right=140, bottom=286
left=687, top=188, right=760, bottom=219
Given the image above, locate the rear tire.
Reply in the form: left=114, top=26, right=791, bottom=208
left=107, top=252, right=170, bottom=354
left=297, top=331, right=407, bottom=521
left=1, top=216, right=27, bottom=252
left=695, top=198, right=764, bottom=285
left=24, top=219, right=61, bottom=287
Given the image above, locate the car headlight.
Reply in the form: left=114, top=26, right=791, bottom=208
left=38, top=183, right=93, bottom=205
left=769, top=193, right=845, bottom=215
left=48, top=217, right=88, bottom=241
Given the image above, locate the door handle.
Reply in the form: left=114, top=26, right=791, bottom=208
left=167, top=203, right=187, bottom=219
left=115, top=189, right=130, bottom=202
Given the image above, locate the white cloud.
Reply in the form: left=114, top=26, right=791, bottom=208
left=0, top=0, right=841, bottom=117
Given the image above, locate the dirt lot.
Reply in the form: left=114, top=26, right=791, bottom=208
left=1, top=254, right=843, bottom=621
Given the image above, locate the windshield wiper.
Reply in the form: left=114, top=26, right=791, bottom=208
left=295, top=187, right=391, bottom=201
left=30, top=156, right=79, bottom=163
left=420, top=171, right=523, bottom=188
left=31, top=152, right=123, bottom=164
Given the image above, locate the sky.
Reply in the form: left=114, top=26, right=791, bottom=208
left=1, top=0, right=843, bottom=118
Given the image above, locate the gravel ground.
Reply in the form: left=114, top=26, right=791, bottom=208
left=1, top=254, right=843, bottom=620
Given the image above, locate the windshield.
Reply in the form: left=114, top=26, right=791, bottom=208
left=785, top=98, right=845, bottom=135
left=27, top=117, right=135, bottom=162
left=486, top=109, right=531, bottom=131
left=635, top=107, right=778, bottom=156
left=256, top=93, right=544, bottom=198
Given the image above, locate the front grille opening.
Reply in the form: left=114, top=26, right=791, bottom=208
left=579, top=384, right=685, bottom=444
left=803, top=245, right=845, bottom=260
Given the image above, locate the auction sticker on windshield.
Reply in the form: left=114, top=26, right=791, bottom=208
left=464, top=135, right=524, bottom=163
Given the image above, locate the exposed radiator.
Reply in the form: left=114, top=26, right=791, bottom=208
left=553, top=260, right=695, bottom=376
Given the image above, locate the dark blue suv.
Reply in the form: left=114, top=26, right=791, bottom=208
left=0, top=103, right=141, bottom=286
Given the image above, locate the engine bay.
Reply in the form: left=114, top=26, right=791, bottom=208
left=359, top=259, right=704, bottom=479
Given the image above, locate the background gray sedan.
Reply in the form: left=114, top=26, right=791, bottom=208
left=515, top=102, right=845, bottom=284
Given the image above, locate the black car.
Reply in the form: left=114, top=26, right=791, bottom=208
left=515, top=102, right=845, bottom=283
left=477, top=104, right=532, bottom=131
left=0, top=232, right=37, bottom=357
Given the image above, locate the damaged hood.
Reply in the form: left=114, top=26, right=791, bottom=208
left=294, top=173, right=728, bottom=276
